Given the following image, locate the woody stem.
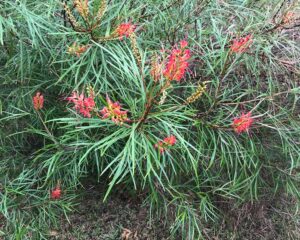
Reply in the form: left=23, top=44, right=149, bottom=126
left=137, top=81, right=170, bottom=129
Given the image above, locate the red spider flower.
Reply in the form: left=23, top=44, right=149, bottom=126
left=67, top=42, right=88, bottom=57
left=155, top=135, right=177, bottom=153
left=33, top=92, right=44, bottom=110
left=67, top=91, right=95, bottom=118
left=51, top=186, right=61, bottom=200
left=232, top=112, right=254, bottom=134
left=100, top=96, right=129, bottom=125
left=116, top=23, right=136, bottom=40
left=164, top=135, right=177, bottom=145
left=180, top=40, right=188, bottom=48
left=230, top=34, right=253, bottom=53
left=163, top=40, right=191, bottom=82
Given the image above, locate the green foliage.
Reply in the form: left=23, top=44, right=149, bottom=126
left=0, top=0, right=300, bottom=239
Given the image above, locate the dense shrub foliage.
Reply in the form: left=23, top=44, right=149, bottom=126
left=0, top=0, right=299, bottom=239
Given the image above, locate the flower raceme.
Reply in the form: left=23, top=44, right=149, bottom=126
left=51, top=186, right=61, bottom=200
left=232, top=112, right=254, bottom=134
left=74, top=0, right=89, bottom=20
left=67, top=42, right=88, bottom=57
left=67, top=91, right=95, bottom=118
left=100, top=96, right=129, bottom=125
left=116, top=23, right=136, bottom=40
left=155, top=135, right=177, bottom=153
left=230, top=34, right=253, bottom=53
left=33, top=92, right=44, bottom=110
left=163, top=40, right=191, bottom=82
left=164, top=135, right=177, bottom=145
left=150, top=57, right=164, bottom=82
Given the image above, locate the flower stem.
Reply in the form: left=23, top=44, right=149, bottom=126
left=36, top=111, right=61, bottom=148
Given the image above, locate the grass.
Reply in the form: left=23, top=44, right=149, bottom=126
left=43, top=180, right=300, bottom=240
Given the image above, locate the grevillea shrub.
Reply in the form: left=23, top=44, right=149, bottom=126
left=0, top=0, right=300, bottom=239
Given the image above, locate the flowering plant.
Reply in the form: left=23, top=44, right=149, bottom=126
left=1, top=0, right=300, bottom=239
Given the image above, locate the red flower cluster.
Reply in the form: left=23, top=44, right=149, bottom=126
left=230, top=34, right=253, bottom=53
left=100, top=96, right=129, bottom=124
left=116, top=23, right=136, bottom=40
left=51, top=186, right=61, bottom=200
left=163, top=40, right=191, bottom=82
left=67, top=91, right=95, bottom=118
left=33, top=92, right=44, bottom=110
left=232, top=112, right=254, bottom=134
left=155, top=135, right=177, bottom=153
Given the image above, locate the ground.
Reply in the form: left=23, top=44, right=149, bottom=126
left=52, top=183, right=173, bottom=240
left=47, top=182, right=300, bottom=240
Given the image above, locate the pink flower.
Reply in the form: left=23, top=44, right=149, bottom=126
left=100, top=96, right=129, bottom=125
left=67, top=91, right=95, bottom=118
left=155, top=135, right=177, bottom=153
left=51, top=186, right=61, bottom=200
left=116, top=23, right=136, bottom=40
left=230, top=34, right=253, bottom=53
left=180, top=40, right=188, bottom=48
left=232, top=112, right=254, bottom=134
left=33, top=92, right=44, bottom=110
left=163, top=41, right=191, bottom=82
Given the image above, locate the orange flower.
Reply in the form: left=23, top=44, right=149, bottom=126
left=232, top=112, right=254, bottom=134
left=116, top=23, right=136, bottom=40
left=230, top=34, right=253, bottom=53
left=33, top=92, right=44, bottom=110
